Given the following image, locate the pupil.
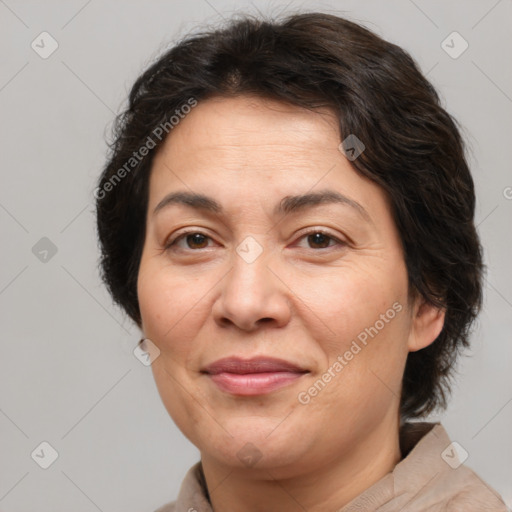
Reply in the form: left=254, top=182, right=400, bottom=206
left=309, top=233, right=329, bottom=248
left=188, top=233, right=207, bottom=248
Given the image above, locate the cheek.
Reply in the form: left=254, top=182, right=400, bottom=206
left=137, top=261, right=210, bottom=353
left=138, top=263, right=213, bottom=440
left=287, top=259, right=409, bottom=345
left=289, top=258, right=411, bottom=399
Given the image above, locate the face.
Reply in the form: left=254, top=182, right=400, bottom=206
left=137, top=95, right=443, bottom=478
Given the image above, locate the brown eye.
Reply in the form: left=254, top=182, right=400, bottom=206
left=166, top=231, right=213, bottom=251
left=184, top=233, right=209, bottom=249
left=294, top=230, right=345, bottom=250
left=307, top=232, right=333, bottom=249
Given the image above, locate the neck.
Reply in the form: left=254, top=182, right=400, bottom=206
left=200, top=414, right=402, bottom=512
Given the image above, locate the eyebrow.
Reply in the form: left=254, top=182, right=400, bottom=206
left=153, top=189, right=371, bottom=221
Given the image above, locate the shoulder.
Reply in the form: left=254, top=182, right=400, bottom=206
left=441, top=465, right=508, bottom=512
left=153, top=500, right=176, bottom=512
left=152, top=460, right=209, bottom=512
left=397, top=422, right=508, bottom=511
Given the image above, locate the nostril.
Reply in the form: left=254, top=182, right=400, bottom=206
left=220, top=317, right=233, bottom=327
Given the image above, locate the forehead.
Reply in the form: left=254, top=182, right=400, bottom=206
left=147, top=94, right=389, bottom=219
left=154, top=95, right=340, bottom=164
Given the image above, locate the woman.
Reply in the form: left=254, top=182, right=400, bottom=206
left=95, top=11, right=507, bottom=511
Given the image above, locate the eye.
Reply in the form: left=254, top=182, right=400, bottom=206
left=165, top=231, right=214, bottom=251
left=165, top=229, right=346, bottom=252
left=295, top=230, right=346, bottom=250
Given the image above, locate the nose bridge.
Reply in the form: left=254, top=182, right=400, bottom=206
left=227, top=237, right=272, bottom=306
left=213, top=236, right=290, bottom=330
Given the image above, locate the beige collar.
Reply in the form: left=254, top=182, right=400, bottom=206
left=165, top=422, right=507, bottom=512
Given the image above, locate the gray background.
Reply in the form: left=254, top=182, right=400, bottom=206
left=1, top=0, right=511, bottom=510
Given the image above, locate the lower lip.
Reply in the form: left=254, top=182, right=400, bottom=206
left=207, top=371, right=307, bottom=395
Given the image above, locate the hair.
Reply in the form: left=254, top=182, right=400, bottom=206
left=95, top=11, right=483, bottom=419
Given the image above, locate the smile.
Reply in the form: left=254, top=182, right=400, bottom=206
left=202, top=356, right=309, bottom=396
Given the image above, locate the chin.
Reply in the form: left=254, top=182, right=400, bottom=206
left=198, top=418, right=311, bottom=471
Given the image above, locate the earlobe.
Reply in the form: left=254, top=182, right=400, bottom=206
left=408, top=299, right=446, bottom=352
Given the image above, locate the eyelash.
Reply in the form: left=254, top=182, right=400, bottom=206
left=165, top=229, right=346, bottom=252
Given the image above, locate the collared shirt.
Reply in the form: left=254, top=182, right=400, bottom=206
left=155, top=422, right=508, bottom=511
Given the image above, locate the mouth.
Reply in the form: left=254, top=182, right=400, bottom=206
left=201, top=356, right=309, bottom=396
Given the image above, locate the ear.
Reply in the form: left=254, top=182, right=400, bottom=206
left=407, top=297, right=446, bottom=352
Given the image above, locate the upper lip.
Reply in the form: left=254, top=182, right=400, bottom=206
left=202, top=357, right=308, bottom=375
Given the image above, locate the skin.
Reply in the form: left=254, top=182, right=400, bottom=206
left=137, top=95, right=445, bottom=512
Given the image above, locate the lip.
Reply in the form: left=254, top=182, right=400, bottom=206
left=203, top=356, right=307, bottom=375
left=202, top=357, right=309, bottom=396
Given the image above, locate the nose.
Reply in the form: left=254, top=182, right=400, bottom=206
left=212, top=250, right=292, bottom=332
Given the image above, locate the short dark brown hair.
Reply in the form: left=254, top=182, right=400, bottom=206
left=95, top=12, right=483, bottom=419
